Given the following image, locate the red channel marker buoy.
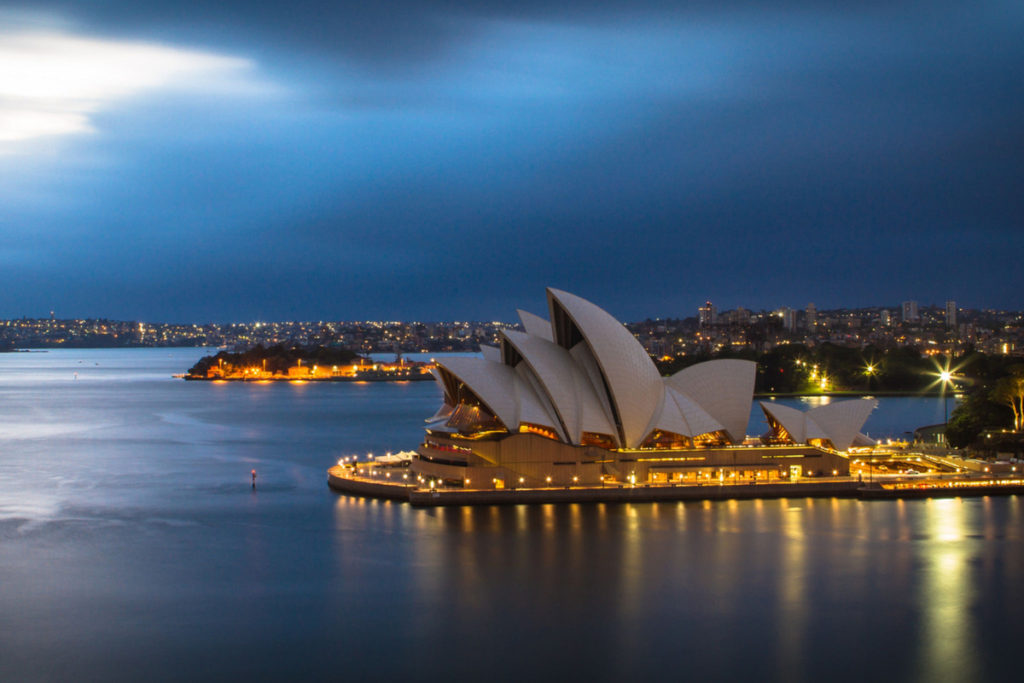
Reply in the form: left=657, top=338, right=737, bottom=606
left=251, top=469, right=257, bottom=489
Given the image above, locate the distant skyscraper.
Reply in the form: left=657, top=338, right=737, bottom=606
left=805, top=303, right=817, bottom=330
left=880, top=310, right=891, bottom=327
left=781, top=307, right=796, bottom=332
left=945, top=300, right=957, bottom=329
left=698, top=301, right=717, bottom=327
left=901, top=300, right=919, bottom=323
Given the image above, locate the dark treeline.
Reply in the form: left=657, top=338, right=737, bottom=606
left=187, top=344, right=362, bottom=377
left=656, top=343, right=947, bottom=393
left=946, top=363, right=1024, bottom=450
left=658, top=344, right=1024, bottom=450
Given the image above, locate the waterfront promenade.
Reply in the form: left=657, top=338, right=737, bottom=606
left=327, top=465, right=1024, bottom=506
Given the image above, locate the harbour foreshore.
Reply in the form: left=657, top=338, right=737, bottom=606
left=327, top=465, right=1024, bottom=507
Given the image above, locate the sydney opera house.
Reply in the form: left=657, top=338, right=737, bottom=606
left=411, top=289, right=876, bottom=488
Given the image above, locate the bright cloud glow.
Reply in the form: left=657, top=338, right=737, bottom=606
left=0, top=30, right=259, bottom=146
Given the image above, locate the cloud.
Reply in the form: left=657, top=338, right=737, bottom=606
left=0, top=28, right=261, bottom=148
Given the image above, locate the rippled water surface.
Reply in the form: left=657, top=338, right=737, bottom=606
left=0, top=349, right=1019, bottom=682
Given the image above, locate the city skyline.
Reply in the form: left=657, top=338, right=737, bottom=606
left=4, top=298, right=1020, bottom=359
left=2, top=1, right=1022, bottom=321
left=2, top=296, right=1013, bottom=325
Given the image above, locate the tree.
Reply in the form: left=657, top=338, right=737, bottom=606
left=945, top=388, right=1012, bottom=448
left=991, top=366, right=1024, bottom=431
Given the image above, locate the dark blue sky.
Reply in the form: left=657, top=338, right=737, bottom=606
left=1, top=1, right=1021, bottom=322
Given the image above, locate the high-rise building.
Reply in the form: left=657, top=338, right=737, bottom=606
left=946, top=300, right=957, bottom=329
left=902, top=301, right=919, bottom=323
left=698, top=301, right=717, bottom=327
left=805, top=303, right=817, bottom=330
left=880, top=310, right=891, bottom=327
left=781, top=307, right=796, bottom=332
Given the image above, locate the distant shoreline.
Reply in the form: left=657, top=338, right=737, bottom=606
left=755, top=390, right=957, bottom=398
left=183, top=375, right=433, bottom=383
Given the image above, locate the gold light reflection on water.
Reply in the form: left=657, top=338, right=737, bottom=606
left=541, top=504, right=556, bottom=534
left=777, top=498, right=807, bottom=680
left=568, top=504, right=583, bottom=579
left=916, top=497, right=979, bottom=682
left=618, top=504, right=644, bottom=620
left=753, top=498, right=768, bottom=534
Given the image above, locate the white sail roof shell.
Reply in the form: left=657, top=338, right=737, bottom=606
left=666, top=359, right=756, bottom=444
left=657, top=386, right=724, bottom=437
left=760, top=401, right=810, bottom=443
left=548, top=288, right=664, bottom=448
left=479, top=344, right=501, bottom=363
left=761, top=398, right=877, bottom=451
left=807, top=399, right=878, bottom=451
left=501, top=329, right=616, bottom=443
left=517, top=310, right=553, bottom=341
left=852, top=433, right=877, bottom=447
left=426, top=289, right=810, bottom=453
left=436, top=357, right=559, bottom=433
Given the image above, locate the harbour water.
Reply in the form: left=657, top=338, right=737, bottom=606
left=1, top=349, right=1020, bottom=681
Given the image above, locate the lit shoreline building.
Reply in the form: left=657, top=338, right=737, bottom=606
left=411, top=289, right=875, bottom=488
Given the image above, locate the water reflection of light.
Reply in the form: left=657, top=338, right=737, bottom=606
left=777, top=499, right=807, bottom=679
left=675, top=501, right=687, bottom=530
left=916, top=498, right=979, bottom=681
left=618, top=504, right=643, bottom=620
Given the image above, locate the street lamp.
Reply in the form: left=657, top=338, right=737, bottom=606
left=864, top=363, right=876, bottom=391
left=940, top=370, right=953, bottom=427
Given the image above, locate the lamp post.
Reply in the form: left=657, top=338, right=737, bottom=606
left=939, top=369, right=955, bottom=446
left=940, top=370, right=952, bottom=425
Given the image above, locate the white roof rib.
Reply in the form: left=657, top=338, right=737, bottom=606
left=662, top=386, right=724, bottom=437
left=501, top=329, right=615, bottom=443
left=513, top=361, right=568, bottom=441
left=653, top=396, right=691, bottom=438
left=517, top=309, right=553, bottom=341
left=548, top=288, right=664, bottom=449
left=760, top=402, right=808, bottom=443
left=435, top=357, right=560, bottom=435
left=479, top=344, right=501, bottom=363
left=436, top=357, right=520, bottom=430
left=807, top=399, right=878, bottom=451
left=666, top=359, right=756, bottom=443
left=569, top=344, right=620, bottom=442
